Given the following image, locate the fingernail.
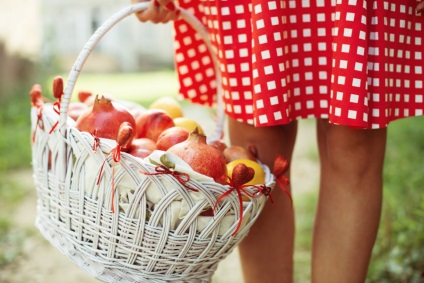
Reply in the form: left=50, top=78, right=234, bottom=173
left=165, top=2, right=175, bottom=11
left=154, top=0, right=160, bottom=7
left=176, top=9, right=181, bottom=16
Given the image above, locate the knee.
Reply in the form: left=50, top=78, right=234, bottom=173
left=319, top=123, right=387, bottom=179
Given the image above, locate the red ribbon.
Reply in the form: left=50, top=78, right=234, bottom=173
left=32, top=106, right=45, bottom=143
left=253, top=184, right=273, bottom=203
left=91, top=131, right=100, bottom=153
left=276, top=175, right=292, bottom=205
left=49, top=100, right=61, bottom=134
left=214, top=176, right=272, bottom=236
left=140, top=165, right=199, bottom=192
left=97, top=145, right=121, bottom=213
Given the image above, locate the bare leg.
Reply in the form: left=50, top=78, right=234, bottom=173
left=228, top=118, right=297, bottom=283
left=312, top=120, right=387, bottom=283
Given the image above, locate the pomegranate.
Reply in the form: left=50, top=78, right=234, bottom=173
left=156, top=127, right=189, bottom=151
left=223, top=145, right=256, bottom=163
left=167, top=128, right=227, bottom=183
left=135, top=109, right=175, bottom=142
left=75, top=95, right=136, bottom=152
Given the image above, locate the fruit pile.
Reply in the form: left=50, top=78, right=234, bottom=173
left=31, top=76, right=272, bottom=191
left=30, top=76, right=291, bottom=236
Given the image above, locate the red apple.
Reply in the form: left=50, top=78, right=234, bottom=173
left=129, top=148, right=152, bottom=159
left=130, top=138, right=156, bottom=152
left=223, top=145, right=256, bottom=163
left=68, top=101, right=88, bottom=121
left=156, top=127, right=189, bottom=151
left=78, top=90, right=93, bottom=103
left=208, top=139, right=227, bottom=153
left=130, top=107, right=146, bottom=121
left=135, top=109, right=175, bottom=142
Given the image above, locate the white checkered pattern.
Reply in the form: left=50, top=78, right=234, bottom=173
left=174, top=0, right=424, bottom=128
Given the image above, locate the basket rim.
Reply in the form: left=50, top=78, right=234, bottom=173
left=58, top=3, right=224, bottom=143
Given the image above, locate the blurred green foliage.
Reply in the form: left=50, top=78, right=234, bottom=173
left=0, top=42, right=45, bottom=171
left=0, top=173, right=30, bottom=266
left=0, top=94, right=33, bottom=171
left=0, top=43, right=41, bottom=266
left=367, top=116, right=424, bottom=282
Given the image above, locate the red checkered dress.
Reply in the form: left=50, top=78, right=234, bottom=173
left=173, top=0, right=424, bottom=129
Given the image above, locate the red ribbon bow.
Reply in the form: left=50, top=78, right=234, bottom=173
left=140, top=165, right=198, bottom=192
left=214, top=176, right=272, bottom=236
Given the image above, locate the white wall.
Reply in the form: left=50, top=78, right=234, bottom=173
left=0, top=0, right=41, bottom=59
left=0, top=0, right=175, bottom=71
left=40, top=0, right=175, bottom=72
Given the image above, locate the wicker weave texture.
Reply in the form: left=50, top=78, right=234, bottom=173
left=30, top=3, right=275, bottom=283
left=31, top=107, right=273, bottom=282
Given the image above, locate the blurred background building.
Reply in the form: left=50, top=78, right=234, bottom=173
left=0, top=0, right=175, bottom=72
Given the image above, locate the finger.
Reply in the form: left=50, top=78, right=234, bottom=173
left=135, top=0, right=162, bottom=23
left=133, top=0, right=179, bottom=24
left=156, top=0, right=181, bottom=23
left=153, top=3, right=173, bottom=23
left=132, top=0, right=151, bottom=22
left=157, top=0, right=176, bottom=12
left=147, top=0, right=179, bottom=24
left=163, top=8, right=180, bottom=22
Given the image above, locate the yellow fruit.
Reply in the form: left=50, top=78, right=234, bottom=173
left=149, top=96, right=183, bottom=119
left=226, top=159, right=266, bottom=186
left=173, top=117, right=204, bottom=134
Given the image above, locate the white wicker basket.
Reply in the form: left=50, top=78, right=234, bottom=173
left=30, top=3, right=275, bottom=283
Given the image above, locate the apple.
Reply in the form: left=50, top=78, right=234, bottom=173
left=156, top=127, right=189, bottom=151
left=208, top=139, right=227, bottom=153
left=223, top=145, right=256, bottom=163
left=131, top=138, right=156, bottom=152
left=78, top=90, right=93, bottom=103
left=135, top=109, right=175, bottom=142
left=129, top=148, right=152, bottom=159
left=68, top=102, right=88, bottom=121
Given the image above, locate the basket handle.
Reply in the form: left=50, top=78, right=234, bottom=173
left=59, top=2, right=224, bottom=142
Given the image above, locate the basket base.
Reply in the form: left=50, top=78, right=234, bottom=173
left=35, top=214, right=214, bottom=283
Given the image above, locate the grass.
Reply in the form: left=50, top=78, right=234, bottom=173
left=294, top=191, right=318, bottom=282
left=0, top=172, right=32, bottom=266
left=367, top=116, right=424, bottom=282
